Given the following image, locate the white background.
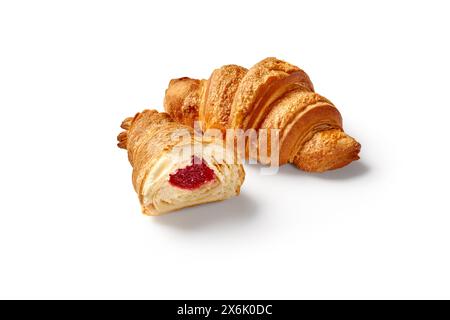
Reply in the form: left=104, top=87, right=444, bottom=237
left=1, top=0, right=449, bottom=299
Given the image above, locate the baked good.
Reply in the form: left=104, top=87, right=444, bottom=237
left=164, top=57, right=361, bottom=172
left=117, top=110, right=245, bottom=215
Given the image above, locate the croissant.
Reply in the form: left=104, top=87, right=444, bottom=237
left=117, top=110, right=245, bottom=215
left=164, top=57, right=361, bottom=172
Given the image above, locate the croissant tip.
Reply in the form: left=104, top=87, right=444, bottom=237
left=292, top=129, right=361, bottom=172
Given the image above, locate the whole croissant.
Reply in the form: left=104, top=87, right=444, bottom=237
left=117, top=110, right=245, bottom=215
left=164, top=57, right=361, bottom=172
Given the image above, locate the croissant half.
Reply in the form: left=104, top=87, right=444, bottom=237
left=164, top=57, right=361, bottom=172
left=117, top=110, right=245, bottom=215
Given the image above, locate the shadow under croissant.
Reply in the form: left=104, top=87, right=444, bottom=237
left=153, top=192, right=258, bottom=230
left=275, top=161, right=370, bottom=180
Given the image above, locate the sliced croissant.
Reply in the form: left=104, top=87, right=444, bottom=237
left=117, top=110, right=245, bottom=215
left=164, top=57, right=361, bottom=172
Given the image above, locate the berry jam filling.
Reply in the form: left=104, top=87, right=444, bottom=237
left=169, top=157, right=216, bottom=190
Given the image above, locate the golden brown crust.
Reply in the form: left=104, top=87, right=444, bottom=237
left=200, top=65, right=248, bottom=131
left=292, top=129, right=361, bottom=172
left=163, top=57, right=361, bottom=172
left=244, top=71, right=314, bottom=130
left=260, top=90, right=333, bottom=133
left=117, top=110, right=245, bottom=215
left=164, top=77, right=205, bottom=127
left=261, top=88, right=342, bottom=165
left=229, top=57, right=302, bottom=130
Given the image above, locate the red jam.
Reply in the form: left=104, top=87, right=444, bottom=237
left=169, top=157, right=216, bottom=190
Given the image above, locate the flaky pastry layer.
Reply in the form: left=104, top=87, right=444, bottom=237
left=163, top=57, right=361, bottom=172
left=117, top=110, right=245, bottom=215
